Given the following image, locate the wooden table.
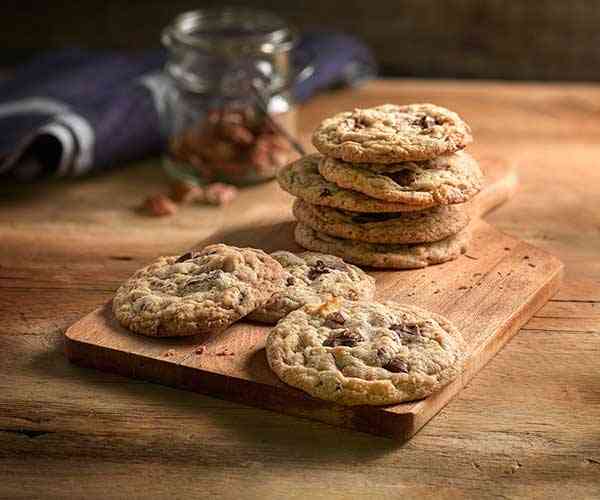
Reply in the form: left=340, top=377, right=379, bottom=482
left=2, top=80, right=599, bottom=499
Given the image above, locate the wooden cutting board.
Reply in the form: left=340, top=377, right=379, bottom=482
left=64, top=159, right=563, bottom=440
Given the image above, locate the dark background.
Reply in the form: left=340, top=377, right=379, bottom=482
left=2, top=0, right=600, bottom=81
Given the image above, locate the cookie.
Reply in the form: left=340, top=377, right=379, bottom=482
left=266, top=298, right=465, bottom=405
left=247, top=251, right=376, bottom=324
left=294, top=223, right=470, bottom=269
left=312, top=103, right=472, bottom=163
left=112, top=244, right=285, bottom=337
left=318, top=151, right=483, bottom=205
left=278, top=154, right=434, bottom=213
left=293, top=199, right=470, bottom=244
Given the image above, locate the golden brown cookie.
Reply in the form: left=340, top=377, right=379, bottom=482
left=266, top=298, right=466, bottom=405
left=318, top=151, right=483, bottom=205
left=293, top=199, right=471, bottom=244
left=294, top=223, right=470, bottom=269
left=312, top=103, right=472, bottom=163
left=112, top=244, right=285, bottom=337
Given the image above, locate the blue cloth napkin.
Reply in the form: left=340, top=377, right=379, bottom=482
left=0, top=33, right=376, bottom=181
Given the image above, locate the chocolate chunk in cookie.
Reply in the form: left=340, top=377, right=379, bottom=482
left=323, top=329, right=363, bottom=347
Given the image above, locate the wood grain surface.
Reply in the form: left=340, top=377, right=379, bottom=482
left=2, top=80, right=600, bottom=498
left=64, top=159, right=561, bottom=440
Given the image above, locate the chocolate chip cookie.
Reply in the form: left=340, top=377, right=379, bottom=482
left=294, top=223, right=470, bottom=269
left=312, top=103, right=472, bottom=163
left=266, top=298, right=466, bottom=405
left=318, top=151, right=483, bottom=205
left=112, top=244, right=285, bottom=337
left=248, top=251, right=376, bottom=324
left=278, top=154, right=434, bottom=213
left=293, top=199, right=471, bottom=244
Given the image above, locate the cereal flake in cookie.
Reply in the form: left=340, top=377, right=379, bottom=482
left=266, top=298, right=466, bottom=405
left=293, top=199, right=471, bottom=244
left=294, top=223, right=470, bottom=269
left=277, top=154, right=434, bottom=213
left=318, top=151, right=483, bottom=205
left=112, top=244, right=285, bottom=337
left=248, top=251, right=376, bottom=324
left=312, top=103, right=473, bottom=163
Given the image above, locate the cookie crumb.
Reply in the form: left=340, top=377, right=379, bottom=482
left=509, top=461, right=522, bottom=474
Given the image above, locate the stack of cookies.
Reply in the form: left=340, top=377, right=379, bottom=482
left=278, top=104, right=484, bottom=269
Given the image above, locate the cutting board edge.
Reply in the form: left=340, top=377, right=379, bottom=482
left=406, top=255, right=564, bottom=439
left=64, top=330, right=417, bottom=439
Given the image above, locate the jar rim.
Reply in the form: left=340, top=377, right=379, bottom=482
left=162, top=8, right=297, bottom=55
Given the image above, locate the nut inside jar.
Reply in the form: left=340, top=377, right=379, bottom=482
left=168, top=104, right=297, bottom=185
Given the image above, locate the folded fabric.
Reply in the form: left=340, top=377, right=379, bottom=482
left=0, top=33, right=376, bottom=181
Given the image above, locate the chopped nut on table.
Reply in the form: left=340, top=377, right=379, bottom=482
left=142, top=194, right=178, bottom=217
left=204, top=182, right=239, bottom=206
left=170, top=181, right=204, bottom=204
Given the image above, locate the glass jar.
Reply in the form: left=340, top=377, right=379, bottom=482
left=160, top=8, right=300, bottom=186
